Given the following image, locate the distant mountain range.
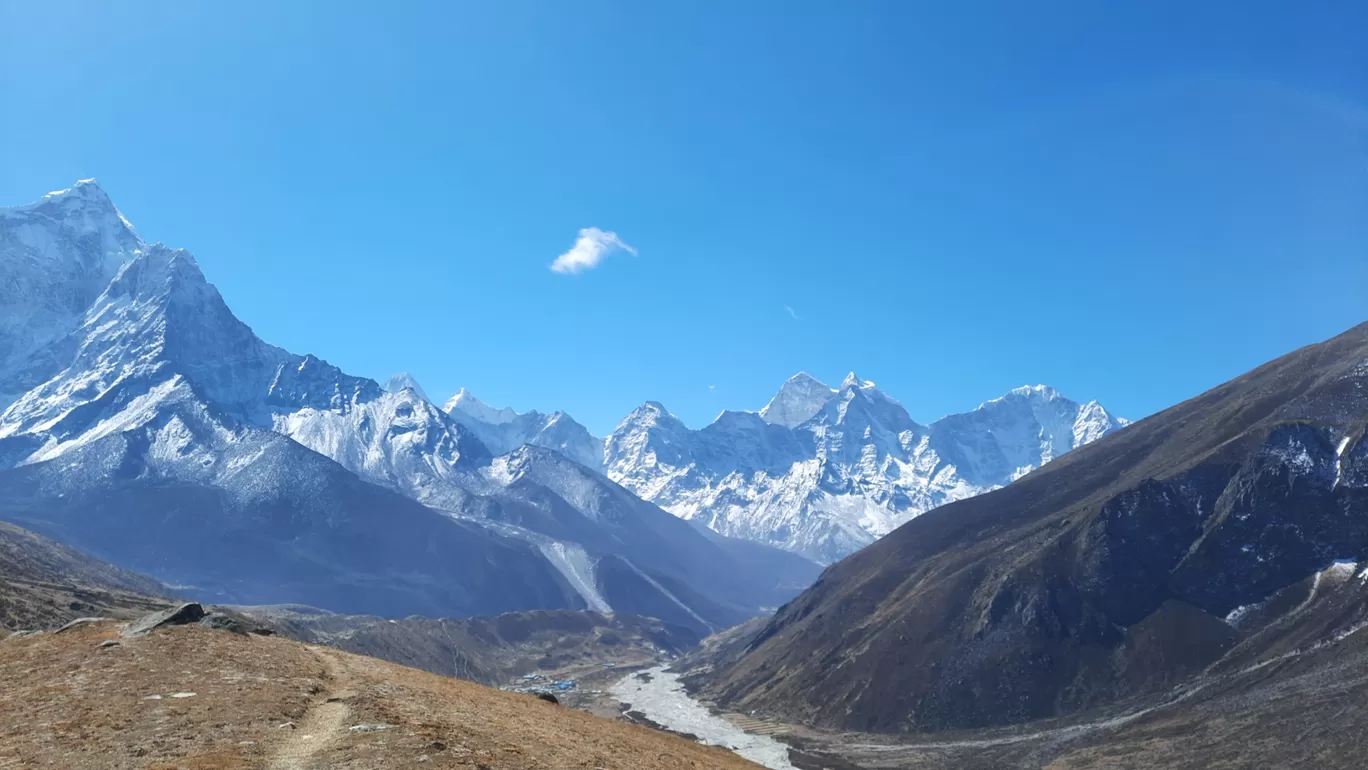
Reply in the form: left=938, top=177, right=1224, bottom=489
left=0, top=180, right=815, bottom=633
left=447, top=373, right=1126, bottom=563
left=0, top=179, right=1123, bottom=629
left=698, top=322, right=1368, bottom=735
left=602, top=374, right=1125, bottom=562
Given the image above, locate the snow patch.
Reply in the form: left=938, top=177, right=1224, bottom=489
left=537, top=541, right=612, bottom=613
left=619, top=558, right=714, bottom=633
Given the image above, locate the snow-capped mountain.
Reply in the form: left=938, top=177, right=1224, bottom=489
left=0, top=180, right=143, bottom=407
left=604, top=372, right=1127, bottom=563
left=434, top=372, right=1125, bottom=564
left=444, top=389, right=604, bottom=471
left=446, top=388, right=518, bottom=425
left=0, top=181, right=817, bottom=632
left=758, top=371, right=839, bottom=428
left=0, top=179, right=1116, bottom=605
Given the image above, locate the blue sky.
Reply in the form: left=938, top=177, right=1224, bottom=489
left=2, top=2, right=1365, bottom=434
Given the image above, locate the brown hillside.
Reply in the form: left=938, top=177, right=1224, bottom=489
left=706, top=322, right=1368, bottom=733
left=0, top=520, right=171, bottom=633
left=0, top=620, right=762, bottom=769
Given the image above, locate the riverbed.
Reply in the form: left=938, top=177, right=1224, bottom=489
left=609, top=665, right=797, bottom=770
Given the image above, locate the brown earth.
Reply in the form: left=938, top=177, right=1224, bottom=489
left=0, top=520, right=172, bottom=634
left=243, top=604, right=695, bottom=690
left=0, top=619, right=763, bottom=769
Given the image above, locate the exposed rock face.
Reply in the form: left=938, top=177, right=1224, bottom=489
left=123, top=603, right=206, bottom=637
left=703, top=323, right=1368, bottom=733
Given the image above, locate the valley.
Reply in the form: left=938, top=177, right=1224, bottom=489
left=0, top=177, right=1363, bottom=768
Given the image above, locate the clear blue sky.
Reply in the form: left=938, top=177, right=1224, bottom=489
left=2, top=2, right=1365, bottom=434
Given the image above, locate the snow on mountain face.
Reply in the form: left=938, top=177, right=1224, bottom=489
left=759, top=372, right=836, bottom=428
left=0, top=187, right=490, bottom=514
left=383, top=371, right=430, bottom=402
left=931, top=385, right=1130, bottom=485
left=605, top=374, right=1127, bottom=563
left=445, top=388, right=517, bottom=424
left=0, top=181, right=812, bottom=633
left=0, top=180, right=143, bottom=407
left=0, top=180, right=1115, bottom=595
left=443, top=390, right=604, bottom=471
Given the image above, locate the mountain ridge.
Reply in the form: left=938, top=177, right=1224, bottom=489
left=697, top=321, right=1368, bottom=733
left=0, top=180, right=816, bottom=633
left=437, top=374, right=1125, bottom=562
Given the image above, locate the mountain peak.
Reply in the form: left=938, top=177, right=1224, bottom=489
left=444, top=388, right=518, bottom=425
left=382, top=372, right=429, bottom=402
left=977, top=384, right=1064, bottom=411
left=32, top=178, right=126, bottom=223
left=760, top=372, right=836, bottom=428
left=840, top=371, right=879, bottom=391
left=45, top=178, right=109, bottom=201
left=5, top=178, right=140, bottom=249
left=1011, top=384, right=1058, bottom=398
left=616, top=400, right=685, bottom=430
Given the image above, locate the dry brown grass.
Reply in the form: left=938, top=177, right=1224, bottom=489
left=0, top=621, right=762, bottom=769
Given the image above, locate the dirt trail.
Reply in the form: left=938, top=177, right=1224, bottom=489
left=0, top=622, right=764, bottom=769
left=267, top=647, right=354, bottom=770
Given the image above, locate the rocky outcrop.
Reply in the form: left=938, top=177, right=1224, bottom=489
left=123, top=603, right=207, bottom=637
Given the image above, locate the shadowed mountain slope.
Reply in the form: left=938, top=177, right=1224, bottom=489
left=704, top=322, right=1368, bottom=734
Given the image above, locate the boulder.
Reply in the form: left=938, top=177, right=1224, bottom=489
left=54, top=617, right=113, bottom=634
left=122, top=603, right=206, bottom=638
left=198, top=613, right=250, bottom=635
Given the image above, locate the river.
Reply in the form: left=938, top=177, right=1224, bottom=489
left=609, top=665, right=798, bottom=770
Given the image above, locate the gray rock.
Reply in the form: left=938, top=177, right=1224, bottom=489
left=121, top=603, right=207, bottom=638
left=54, top=617, right=113, bottom=634
left=3, top=630, right=42, bottom=642
left=97, top=639, right=121, bottom=649
left=198, top=613, right=249, bottom=635
left=348, top=723, right=392, bottom=732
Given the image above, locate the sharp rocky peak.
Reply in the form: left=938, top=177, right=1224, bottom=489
left=444, top=388, right=518, bottom=425
left=839, top=371, right=870, bottom=390
left=612, top=401, right=689, bottom=439
left=383, top=372, right=430, bottom=402
left=630, top=401, right=678, bottom=423
left=48, top=178, right=111, bottom=200
left=760, top=372, right=838, bottom=428
left=28, top=179, right=117, bottom=213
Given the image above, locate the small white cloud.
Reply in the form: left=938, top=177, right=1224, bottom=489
left=708, top=385, right=716, bottom=391
left=550, top=227, right=637, bottom=274
left=784, top=305, right=800, bottom=321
